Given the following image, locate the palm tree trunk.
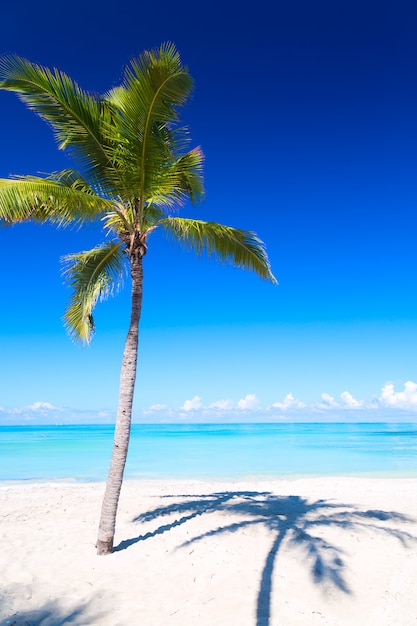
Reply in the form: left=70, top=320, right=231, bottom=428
left=96, top=249, right=144, bottom=555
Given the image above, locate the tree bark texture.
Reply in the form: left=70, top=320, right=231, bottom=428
left=96, top=251, right=143, bottom=555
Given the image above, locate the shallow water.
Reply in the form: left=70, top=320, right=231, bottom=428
left=1, top=422, right=416, bottom=481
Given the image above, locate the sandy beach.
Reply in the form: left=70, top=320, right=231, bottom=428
left=1, top=477, right=416, bottom=625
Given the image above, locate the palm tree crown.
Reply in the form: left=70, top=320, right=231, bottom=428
left=0, top=43, right=276, bottom=343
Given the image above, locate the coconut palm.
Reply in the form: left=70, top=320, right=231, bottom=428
left=0, top=43, right=276, bottom=554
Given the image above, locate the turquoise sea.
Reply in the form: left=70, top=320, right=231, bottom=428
left=1, top=423, right=416, bottom=482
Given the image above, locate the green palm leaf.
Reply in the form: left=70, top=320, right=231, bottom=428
left=0, top=172, right=112, bottom=225
left=144, top=146, right=204, bottom=215
left=160, top=217, right=277, bottom=283
left=0, top=56, right=116, bottom=192
left=62, top=241, right=126, bottom=343
left=109, top=43, right=192, bottom=143
left=106, top=43, right=195, bottom=222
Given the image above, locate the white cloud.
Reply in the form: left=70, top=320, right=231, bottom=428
left=181, top=396, right=203, bottom=411
left=209, top=399, right=234, bottom=410
left=148, top=403, right=168, bottom=411
left=317, top=393, right=339, bottom=409
left=380, top=381, right=417, bottom=411
left=340, top=391, right=363, bottom=409
left=26, top=401, right=59, bottom=411
left=237, top=394, right=260, bottom=410
left=0, top=403, right=114, bottom=425
left=272, top=393, right=305, bottom=410
left=3, top=380, right=417, bottom=425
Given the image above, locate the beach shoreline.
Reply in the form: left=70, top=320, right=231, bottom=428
left=1, top=476, right=417, bottom=625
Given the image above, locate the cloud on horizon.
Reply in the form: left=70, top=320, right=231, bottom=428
left=144, top=381, right=417, bottom=422
left=2, top=381, right=417, bottom=424
left=380, top=381, right=417, bottom=411
left=272, top=393, right=306, bottom=410
left=0, top=402, right=115, bottom=425
left=237, top=394, right=260, bottom=410
left=181, top=396, right=203, bottom=411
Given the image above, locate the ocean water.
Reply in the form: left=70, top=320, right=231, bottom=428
left=0, top=422, right=416, bottom=482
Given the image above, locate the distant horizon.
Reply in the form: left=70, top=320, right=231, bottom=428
left=2, top=420, right=417, bottom=426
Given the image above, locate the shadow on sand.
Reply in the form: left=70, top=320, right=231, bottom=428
left=0, top=597, right=103, bottom=626
left=114, top=490, right=416, bottom=626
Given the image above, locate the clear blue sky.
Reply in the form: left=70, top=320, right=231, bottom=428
left=1, top=0, right=417, bottom=423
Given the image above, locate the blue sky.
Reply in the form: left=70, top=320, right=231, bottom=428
left=1, top=0, right=417, bottom=423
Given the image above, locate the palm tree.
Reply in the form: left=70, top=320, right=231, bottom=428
left=0, top=43, right=276, bottom=554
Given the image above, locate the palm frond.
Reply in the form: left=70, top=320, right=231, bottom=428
left=144, top=146, right=204, bottom=216
left=62, top=241, right=126, bottom=343
left=0, top=55, right=115, bottom=190
left=106, top=43, right=195, bottom=221
left=0, top=173, right=112, bottom=226
left=101, top=201, right=136, bottom=236
left=160, top=217, right=277, bottom=283
left=175, top=147, right=205, bottom=203
left=108, top=42, right=192, bottom=135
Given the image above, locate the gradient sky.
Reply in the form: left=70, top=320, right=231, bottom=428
left=1, top=0, right=417, bottom=423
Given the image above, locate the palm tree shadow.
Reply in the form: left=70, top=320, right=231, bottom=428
left=115, top=490, right=416, bottom=626
left=0, top=596, right=103, bottom=626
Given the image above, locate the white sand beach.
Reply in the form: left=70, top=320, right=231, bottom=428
left=1, top=477, right=417, bottom=625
